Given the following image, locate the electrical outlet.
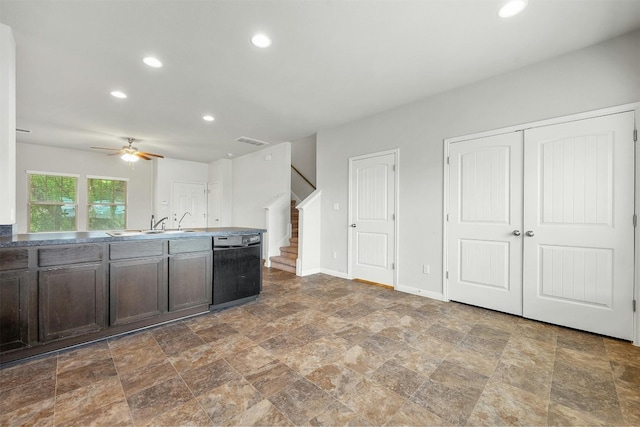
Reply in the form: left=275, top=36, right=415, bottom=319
left=333, top=203, right=339, bottom=210
left=333, top=251, right=337, bottom=259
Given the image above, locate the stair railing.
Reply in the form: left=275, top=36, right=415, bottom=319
left=291, top=165, right=316, bottom=190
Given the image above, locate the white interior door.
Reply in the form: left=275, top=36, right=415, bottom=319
left=172, top=182, right=206, bottom=228
left=448, top=132, right=524, bottom=315
left=349, top=152, right=396, bottom=287
left=207, top=182, right=222, bottom=227
left=523, top=112, right=635, bottom=340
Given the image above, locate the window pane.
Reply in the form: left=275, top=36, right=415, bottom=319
left=29, top=174, right=76, bottom=203
left=88, top=178, right=127, bottom=230
left=29, top=205, right=76, bottom=232
left=28, top=173, right=77, bottom=232
left=88, top=205, right=126, bottom=230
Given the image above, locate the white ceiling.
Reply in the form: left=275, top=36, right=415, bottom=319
left=1, top=0, right=639, bottom=162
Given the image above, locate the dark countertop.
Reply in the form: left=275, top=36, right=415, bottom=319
left=0, top=227, right=266, bottom=248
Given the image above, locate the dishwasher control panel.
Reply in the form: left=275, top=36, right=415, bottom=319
left=213, top=234, right=261, bottom=247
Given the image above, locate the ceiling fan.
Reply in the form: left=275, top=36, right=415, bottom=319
left=91, top=137, right=164, bottom=162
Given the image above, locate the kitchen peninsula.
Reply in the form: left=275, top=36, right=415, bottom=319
left=0, top=227, right=264, bottom=364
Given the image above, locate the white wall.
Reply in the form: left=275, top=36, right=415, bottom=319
left=208, top=158, right=233, bottom=227
left=154, top=157, right=208, bottom=226
left=232, top=142, right=291, bottom=228
left=291, top=133, right=316, bottom=185
left=317, top=30, right=640, bottom=297
left=0, top=24, right=16, bottom=225
left=16, top=143, right=154, bottom=233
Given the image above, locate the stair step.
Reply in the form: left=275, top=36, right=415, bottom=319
left=280, top=246, right=298, bottom=256
left=289, top=237, right=298, bottom=244
left=270, top=260, right=296, bottom=274
left=270, top=255, right=296, bottom=273
left=291, top=230, right=299, bottom=238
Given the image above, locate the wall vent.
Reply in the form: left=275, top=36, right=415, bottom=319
left=235, top=136, right=270, bottom=146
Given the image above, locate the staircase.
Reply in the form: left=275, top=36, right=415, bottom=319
left=269, top=200, right=298, bottom=274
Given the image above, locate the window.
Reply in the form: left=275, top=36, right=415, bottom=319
left=28, top=173, right=78, bottom=232
left=88, top=177, right=127, bottom=230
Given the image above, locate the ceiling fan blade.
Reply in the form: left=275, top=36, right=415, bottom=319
left=91, top=146, right=121, bottom=151
left=107, top=151, right=125, bottom=156
left=138, top=152, right=164, bottom=158
left=136, top=153, right=152, bottom=160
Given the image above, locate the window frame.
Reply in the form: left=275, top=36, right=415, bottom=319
left=26, top=170, right=79, bottom=233
left=86, top=175, right=129, bottom=231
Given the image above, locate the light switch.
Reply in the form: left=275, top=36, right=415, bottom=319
left=333, top=203, right=339, bottom=210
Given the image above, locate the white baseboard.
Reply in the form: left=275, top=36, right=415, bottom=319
left=299, top=267, right=322, bottom=277
left=319, top=268, right=349, bottom=279
left=395, top=284, right=446, bottom=301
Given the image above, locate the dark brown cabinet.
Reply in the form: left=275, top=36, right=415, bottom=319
left=1, top=231, right=261, bottom=364
left=168, top=238, right=212, bottom=312
left=109, top=240, right=167, bottom=326
left=0, top=270, right=33, bottom=352
left=39, top=264, right=105, bottom=342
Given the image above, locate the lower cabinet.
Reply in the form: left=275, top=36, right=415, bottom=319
left=109, top=257, right=167, bottom=326
left=38, top=264, right=105, bottom=342
left=0, top=270, right=33, bottom=352
left=169, top=252, right=212, bottom=312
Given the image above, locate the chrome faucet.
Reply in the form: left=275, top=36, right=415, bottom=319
left=152, top=216, right=168, bottom=231
left=177, top=212, right=191, bottom=230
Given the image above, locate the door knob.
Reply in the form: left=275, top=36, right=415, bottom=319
left=512, top=230, right=521, bottom=236
left=525, top=230, right=535, bottom=237
left=350, top=224, right=357, bottom=228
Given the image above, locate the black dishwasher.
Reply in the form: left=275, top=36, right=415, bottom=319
left=212, top=234, right=262, bottom=308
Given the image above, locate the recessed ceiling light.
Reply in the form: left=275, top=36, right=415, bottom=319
left=203, top=115, right=215, bottom=122
left=110, top=90, right=127, bottom=99
left=227, top=153, right=234, bottom=158
left=143, top=57, right=163, bottom=68
left=251, top=33, right=272, bottom=48
left=498, top=0, right=528, bottom=17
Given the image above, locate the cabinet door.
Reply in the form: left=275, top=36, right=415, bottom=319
left=39, top=264, right=105, bottom=342
left=0, top=270, right=33, bottom=352
left=110, top=258, right=167, bottom=326
left=169, top=251, right=212, bottom=312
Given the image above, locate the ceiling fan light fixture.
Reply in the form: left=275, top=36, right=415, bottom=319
left=121, top=152, right=139, bottom=162
left=203, top=115, right=215, bottom=122
left=498, top=0, right=528, bottom=17
left=143, top=56, right=163, bottom=68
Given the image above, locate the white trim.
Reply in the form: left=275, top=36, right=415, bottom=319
left=320, top=268, right=349, bottom=279
left=396, top=284, right=446, bottom=301
left=446, top=102, right=639, bottom=144
left=26, top=170, right=80, bottom=178
left=299, top=267, right=322, bottom=277
left=347, top=148, right=399, bottom=288
left=443, top=102, right=639, bottom=345
left=86, top=174, right=130, bottom=181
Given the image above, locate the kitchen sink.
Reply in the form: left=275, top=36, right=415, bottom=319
left=106, top=229, right=197, bottom=237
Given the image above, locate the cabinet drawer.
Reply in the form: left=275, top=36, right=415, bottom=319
left=169, top=238, right=212, bottom=254
left=110, top=240, right=164, bottom=260
left=0, top=249, right=29, bottom=271
left=39, top=245, right=102, bottom=267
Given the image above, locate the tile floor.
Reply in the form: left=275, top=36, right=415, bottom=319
left=1, top=268, right=640, bottom=426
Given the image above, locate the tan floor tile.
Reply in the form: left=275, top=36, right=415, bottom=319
left=338, top=378, right=405, bottom=425
left=246, top=360, right=301, bottom=397
left=126, top=376, right=193, bottom=425
left=410, top=379, right=481, bottom=425
left=0, top=396, right=55, bottom=427
left=0, top=372, right=56, bottom=415
left=444, top=345, right=500, bottom=377
left=236, top=398, right=294, bottom=426
left=55, top=357, right=118, bottom=395
left=0, top=355, right=57, bottom=391
left=491, top=360, right=552, bottom=396
left=54, top=377, right=126, bottom=425
left=118, top=358, right=178, bottom=397
left=282, top=336, right=349, bottom=376
left=305, top=363, right=362, bottom=398
left=167, top=341, right=220, bottom=373
left=57, top=341, right=111, bottom=373
left=141, top=398, right=209, bottom=427
left=197, top=377, right=263, bottom=425
left=226, top=344, right=279, bottom=376
left=268, top=378, right=335, bottom=425
left=179, top=357, right=241, bottom=397
left=368, top=360, right=427, bottom=398
left=308, top=400, right=370, bottom=426
left=467, top=379, right=549, bottom=426
left=341, top=345, right=387, bottom=375
left=58, top=399, right=133, bottom=427
left=387, top=399, right=452, bottom=426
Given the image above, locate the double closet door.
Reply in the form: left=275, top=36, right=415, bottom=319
left=447, top=111, right=635, bottom=340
